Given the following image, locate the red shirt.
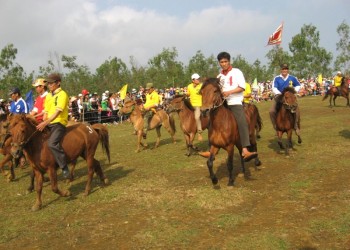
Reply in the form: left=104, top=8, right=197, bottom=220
left=33, top=92, right=48, bottom=122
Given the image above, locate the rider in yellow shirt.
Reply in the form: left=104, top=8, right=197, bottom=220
left=333, top=71, right=342, bottom=95
left=187, top=73, right=203, bottom=141
left=243, top=82, right=252, bottom=105
left=142, top=82, right=160, bottom=139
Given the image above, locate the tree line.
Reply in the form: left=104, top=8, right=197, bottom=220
left=0, top=22, right=349, bottom=97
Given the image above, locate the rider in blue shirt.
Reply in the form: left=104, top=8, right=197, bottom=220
left=269, top=63, right=301, bottom=135
left=9, top=87, right=29, bottom=114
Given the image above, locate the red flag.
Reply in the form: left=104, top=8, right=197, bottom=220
left=267, top=22, right=283, bottom=45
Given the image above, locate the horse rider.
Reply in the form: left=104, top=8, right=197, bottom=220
left=333, top=71, right=342, bottom=95
left=269, top=63, right=301, bottom=136
left=30, top=78, right=48, bottom=122
left=199, top=53, right=258, bottom=160
left=36, top=73, right=70, bottom=178
left=187, top=73, right=203, bottom=141
left=142, top=82, right=160, bottom=139
left=8, top=87, right=29, bottom=114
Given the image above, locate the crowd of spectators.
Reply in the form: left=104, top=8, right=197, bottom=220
left=1, top=75, right=349, bottom=125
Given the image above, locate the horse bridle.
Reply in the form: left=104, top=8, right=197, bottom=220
left=120, top=102, right=136, bottom=116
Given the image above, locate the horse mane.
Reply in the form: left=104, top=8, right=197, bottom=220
left=0, top=113, right=7, bottom=122
left=282, top=86, right=296, bottom=95
left=183, top=97, right=195, bottom=111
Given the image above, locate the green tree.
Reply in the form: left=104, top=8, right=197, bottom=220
left=146, top=47, right=184, bottom=88
left=94, top=57, right=131, bottom=93
left=265, top=45, right=291, bottom=78
left=186, top=50, right=219, bottom=80
left=0, top=44, right=31, bottom=96
left=335, top=20, right=350, bottom=75
left=289, top=24, right=332, bottom=78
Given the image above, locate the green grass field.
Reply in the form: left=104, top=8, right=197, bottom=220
left=1, top=95, right=350, bottom=249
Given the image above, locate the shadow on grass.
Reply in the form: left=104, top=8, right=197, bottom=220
left=339, top=129, right=350, bottom=139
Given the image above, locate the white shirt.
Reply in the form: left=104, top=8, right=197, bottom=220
left=217, top=67, right=246, bottom=105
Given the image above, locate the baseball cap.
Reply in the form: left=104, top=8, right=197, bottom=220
left=280, top=63, right=289, bottom=69
left=145, top=82, right=153, bottom=89
left=8, top=87, right=21, bottom=96
left=337, top=71, right=341, bottom=74
left=191, top=73, right=200, bottom=80
left=32, top=78, right=46, bottom=87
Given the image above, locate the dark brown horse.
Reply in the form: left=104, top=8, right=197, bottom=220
left=119, top=100, right=176, bottom=152
left=322, top=77, right=349, bottom=107
left=8, top=114, right=110, bottom=211
left=275, top=87, right=302, bottom=155
left=166, top=96, right=209, bottom=156
left=199, top=78, right=262, bottom=186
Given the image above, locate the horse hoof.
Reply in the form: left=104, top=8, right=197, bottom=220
left=26, top=189, right=33, bottom=195
left=298, top=138, right=302, bottom=144
left=227, top=182, right=234, bottom=186
left=211, top=177, right=218, bottom=185
left=64, top=190, right=71, bottom=197
left=255, top=159, right=262, bottom=166
left=31, top=204, right=42, bottom=212
left=104, top=178, right=109, bottom=185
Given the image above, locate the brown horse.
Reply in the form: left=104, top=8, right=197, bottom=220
left=166, top=96, right=209, bottom=156
left=199, top=78, right=262, bottom=186
left=8, top=114, right=110, bottom=211
left=275, top=87, right=302, bottom=155
left=0, top=113, right=22, bottom=182
left=119, top=100, right=176, bottom=152
left=322, top=77, right=349, bottom=107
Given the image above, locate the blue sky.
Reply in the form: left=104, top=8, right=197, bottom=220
left=0, top=0, right=349, bottom=74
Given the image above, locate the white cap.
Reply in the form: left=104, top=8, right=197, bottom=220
left=105, top=90, right=109, bottom=93
left=78, top=93, right=83, bottom=97
left=337, top=71, right=341, bottom=74
left=191, top=73, right=200, bottom=80
left=0, top=99, right=4, bottom=102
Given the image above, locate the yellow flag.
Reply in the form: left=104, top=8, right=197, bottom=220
left=318, top=74, right=323, bottom=84
left=252, top=78, right=258, bottom=89
left=119, top=84, right=128, bottom=100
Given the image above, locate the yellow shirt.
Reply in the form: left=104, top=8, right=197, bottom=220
left=334, top=75, right=342, bottom=87
left=44, top=87, right=69, bottom=126
left=144, top=91, right=160, bottom=109
left=243, top=83, right=252, bottom=104
left=187, top=83, right=202, bottom=107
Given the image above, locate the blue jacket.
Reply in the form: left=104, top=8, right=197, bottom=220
left=9, top=98, right=29, bottom=114
left=272, top=74, right=301, bottom=95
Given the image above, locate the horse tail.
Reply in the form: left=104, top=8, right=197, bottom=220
left=93, top=124, right=111, bottom=163
left=255, top=105, right=263, bottom=132
left=168, top=113, right=176, bottom=135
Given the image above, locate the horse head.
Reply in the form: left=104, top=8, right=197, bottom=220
left=200, top=78, right=224, bottom=112
left=165, top=96, right=184, bottom=113
left=282, top=87, right=298, bottom=113
left=118, top=100, right=136, bottom=116
left=8, top=114, right=38, bottom=158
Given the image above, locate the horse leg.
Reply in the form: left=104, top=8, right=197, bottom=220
left=286, top=130, right=293, bottom=156
left=184, top=134, right=192, bottom=156
left=84, top=157, right=95, bottom=196
left=333, top=96, right=337, bottom=107
left=32, top=170, right=43, bottom=211
left=27, top=170, right=35, bottom=193
left=93, top=158, right=109, bottom=185
left=48, top=167, right=71, bottom=197
left=207, top=146, right=219, bottom=185
left=277, top=131, right=284, bottom=149
left=69, top=159, right=77, bottom=182
left=154, top=127, right=161, bottom=149
left=136, top=130, right=143, bottom=152
left=227, top=146, right=234, bottom=186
